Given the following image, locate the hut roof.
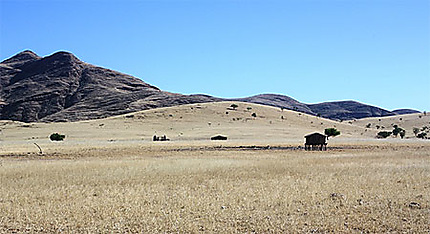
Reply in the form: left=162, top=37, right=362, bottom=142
left=304, top=132, right=326, bottom=138
left=211, top=135, right=228, bottom=140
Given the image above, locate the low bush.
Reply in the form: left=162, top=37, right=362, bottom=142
left=50, top=133, right=65, bottom=141
left=377, top=131, right=392, bottom=139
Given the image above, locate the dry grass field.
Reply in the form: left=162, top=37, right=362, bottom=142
left=1, top=102, right=429, bottom=232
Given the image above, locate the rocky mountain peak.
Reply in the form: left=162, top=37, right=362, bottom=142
left=0, top=50, right=219, bottom=122
left=1, top=50, right=41, bottom=68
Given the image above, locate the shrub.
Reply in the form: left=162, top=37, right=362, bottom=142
left=377, top=131, right=392, bottom=139
left=50, top=133, right=65, bottom=141
left=417, top=132, right=427, bottom=139
left=325, top=128, right=340, bottom=138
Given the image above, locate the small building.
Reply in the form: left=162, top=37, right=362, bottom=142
left=211, top=135, right=228, bottom=141
left=304, top=132, right=327, bottom=151
left=153, top=135, right=170, bottom=141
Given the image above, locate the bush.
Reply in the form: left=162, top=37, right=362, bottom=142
left=50, top=133, right=65, bottom=141
left=417, top=132, right=427, bottom=139
left=325, top=128, right=340, bottom=138
left=377, top=131, right=392, bottom=139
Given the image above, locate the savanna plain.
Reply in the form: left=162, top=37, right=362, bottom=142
left=1, top=102, right=429, bottom=232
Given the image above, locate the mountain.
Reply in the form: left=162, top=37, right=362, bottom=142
left=392, top=109, right=421, bottom=115
left=306, top=101, right=396, bottom=120
left=0, top=50, right=219, bottom=122
left=0, top=50, right=418, bottom=122
left=237, top=94, right=400, bottom=120
left=232, top=94, right=314, bottom=115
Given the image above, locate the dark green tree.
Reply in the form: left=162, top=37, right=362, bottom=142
left=230, top=104, right=238, bottom=110
left=392, top=126, right=404, bottom=138
left=324, top=128, right=340, bottom=139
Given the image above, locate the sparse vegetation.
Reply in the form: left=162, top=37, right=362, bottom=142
left=1, top=102, right=430, bottom=232
left=49, top=133, right=65, bottom=141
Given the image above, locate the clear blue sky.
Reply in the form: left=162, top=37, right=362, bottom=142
left=1, top=0, right=429, bottom=111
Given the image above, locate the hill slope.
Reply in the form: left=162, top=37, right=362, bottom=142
left=0, top=101, right=376, bottom=153
left=0, top=51, right=219, bottom=122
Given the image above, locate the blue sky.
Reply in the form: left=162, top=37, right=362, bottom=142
left=1, top=0, right=429, bottom=111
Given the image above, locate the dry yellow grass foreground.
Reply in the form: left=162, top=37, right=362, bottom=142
left=1, top=102, right=429, bottom=232
left=1, top=145, right=429, bottom=232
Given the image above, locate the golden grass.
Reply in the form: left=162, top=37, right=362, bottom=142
left=1, top=102, right=429, bottom=232
left=1, top=145, right=429, bottom=232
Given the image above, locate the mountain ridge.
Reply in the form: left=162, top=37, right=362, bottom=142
left=0, top=50, right=420, bottom=122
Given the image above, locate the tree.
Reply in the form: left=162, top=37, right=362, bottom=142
left=325, top=128, right=340, bottom=138
left=251, top=113, right=257, bottom=118
left=392, top=126, right=404, bottom=138
left=399, top=130, right=406, bottom=139
left=230, top=104, right=238, bottom=110
left=247, top=107, right=252, bottom=111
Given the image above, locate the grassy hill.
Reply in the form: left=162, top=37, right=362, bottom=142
left=1, top=101, right=378, bottom=154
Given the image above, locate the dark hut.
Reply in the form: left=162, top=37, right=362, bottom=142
left=304, top=132, right=327, bottom=151
left=153, top=135, right=170, bottom=141
left=211, top=135, right=228, bottom=141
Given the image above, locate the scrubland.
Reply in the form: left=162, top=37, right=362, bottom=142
left=1, top=102, right=429, bottom=232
